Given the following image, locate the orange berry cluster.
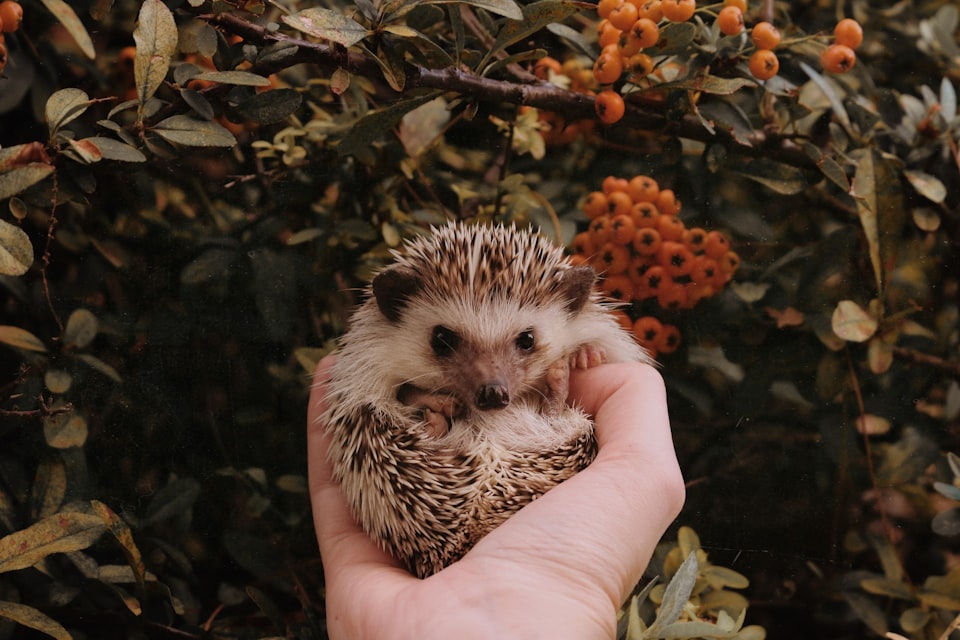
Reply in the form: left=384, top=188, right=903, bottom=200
left=821, top=18, right=862, bottom=74
left=0, top=0, right=24, bottom=74
left=592, top=0, right=698, bottom=125
left=569, top=175, right=739, bottom=357
left=745, top=13, right=863, bottom=81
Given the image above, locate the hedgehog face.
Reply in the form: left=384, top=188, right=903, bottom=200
left=371, top=258, right=594, bottom=417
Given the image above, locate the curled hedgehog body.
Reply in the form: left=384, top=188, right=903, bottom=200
left=323, top=223, right=651, bottom=578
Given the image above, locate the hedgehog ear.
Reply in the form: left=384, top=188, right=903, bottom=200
left=560, top=265, right=596, bottom=314
left=372, top=266, right=422, bottom=323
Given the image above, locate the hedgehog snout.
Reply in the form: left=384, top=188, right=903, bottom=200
left=475, top=382, right=510, bottom=410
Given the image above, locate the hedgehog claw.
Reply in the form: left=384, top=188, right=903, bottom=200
left=569, top=344, right=607, bottom=370
left=542, top=357, right=571, bottom=415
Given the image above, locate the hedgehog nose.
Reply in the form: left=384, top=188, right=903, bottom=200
left=476, top=384, right=510, bottom=410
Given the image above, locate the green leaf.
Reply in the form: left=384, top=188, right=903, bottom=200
left=338, top=93, right=440, bottom=157
left=0, top=601, right=72, bottom=640
left=0, top=508, right=107, bottom=572
left=648, top=21, right=696, bottom=56
left=842, top=591, right=888, bottom=635
left=141, top=478, right=202, bottom=526
left=0, top=325, right=47, bottom=352
left=904, top=169, right=946, bottom=203
left=726, top=157, right=808, bottom=195
left=63, top=308, right=98, bottom=348
left=76, top=354, right=122, bottom=382
left=82, top=137, right=147, bottom=163
left=45, top=88, right=94, bottom=135
left=153, top=115, right=237, bottom=147
left=648, top=551, right=699, bottom=634
left=831, top=300, right=877, bottom=342
left=133, top=0, right=179, bottom=107
left=192, top=70, right=272, bottom=87
left=281, top=7, right=370, bottom=47
left=799, top=140, right=850, bottom=191
left=421, top=0, right=523, bottom=20
left=0, top=165, right=56, bottom=201
left=0, top=218, right=33, bottom=276
left=899, top=608, right=931, bottom=634
left=484, top=1, right=588, bottom=69
left=703, top=565, right=750, bottom=590
left=37, top=0, right=95, bottom=59
left=231, top=89, right=303, bottom=124
left=860, top=577, right=916, bottom=601
left=44, top=369, right=73, bottom=394
left=656, top=74, right=754, bottom=96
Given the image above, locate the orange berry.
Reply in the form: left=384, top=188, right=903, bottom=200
left=589, top=215, right=614, bottom=244
left=657, top=214, right=686, bottom=242
left=534, top=56, right=562, bottom=80
left=748, top=48, right=779, bottom=80
left=603, top=273, right=634, bottom=300
left=625, top=52, right=655, bottom=77
left=583, top=191, right=609, bottom=219
left=656, top=282, right=688, bottom=310
left=638, top=0, right=663, bottom=21
left=572, top=231, right=596, bottom=256
left=660, top=0, right=695, bottom=22
left=595, top=241, right=632, bottom=274
left=655, top=188, right=681, bottom=215
left=683, top=227, right=708, bottom=252
left=595, top=89, right=626, bottom=124
left=690, top=255, right=721, bottom=287
left=627, top=18, right=660, bottom=49
left=834, top=18, right=863, bottom=49
left=593, top=51, right=624, bottom=84
left=751, top=21, right=780, bottom=49
left=633, top=315, right=663, bottom=348
left=820, top=43, right=856, bottom=74
left=602, top=175, right=630, bottom=194
left=630, top=201, right=660, bottom=228
left=606, top=190, right=634, bottom=218
left=658, top=241, right=696, bottom=277
left=632, top=227, right=662, bottom=256
left=0, top=1, right=21, bottom=33
left=597, top=0, right=622, bottom=19
left=724, top=0, right=747, bottom=11
left=627, top=256, right=653, bottom=286
left=627, top=175, right=660, bottom=203
left=717, top=5, right=744, bottom=36
left=720, top=250, right=741, bottom=274
left=610, top=214, right=637, bottom=244
left=609, top=1, right=639, bottom=30
left=641, top=264, right=668, bottom=292
left=569, top=253, right=591, bottom=268
left=686, top=283, right=716, bottom=306
left=703, top=230, right=730, bottom=259
left=657, top=324, right=682, bottom=354
left=598, top=21, right=623, bottom=48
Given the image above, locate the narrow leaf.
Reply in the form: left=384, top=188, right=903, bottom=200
left=281, top=7, right=370, bottom=47
left=0, top=165, right=56, bottom=201
left=338, top=93, right=439, bottom=157
left=648, top=551, right=699, bottom=633
left=0, top=218, right=33, bottom=276
left=133, top=0, right=179, bottom=106
left=0, top=509, right=107, bottom=572
left=192, top=70, right=272, bottom=87
left=75, top=354, right=122, bottom=382
left=853, top=149, right=882, bottom=296
left=421, top=0, right=523, bottom=20
left=153, top=115, right=237, bottom=147
left=904, top=169, right=947, bottom=203
left=38, top=0, right=95, bottom=59
left=486, top=1, right=588, bottom=67
left=0, top=325, right=47, bottom=352
left=0, top=601, right=72, bottom=640
left=81, top=137, right=147, bottom=163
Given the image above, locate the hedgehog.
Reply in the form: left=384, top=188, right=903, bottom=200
left=322, top=222, right=651, bottom=578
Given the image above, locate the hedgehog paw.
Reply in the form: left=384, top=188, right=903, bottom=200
left=542, top=356, right=571, bottom=415
left=569, top=344, right=607, bottom=370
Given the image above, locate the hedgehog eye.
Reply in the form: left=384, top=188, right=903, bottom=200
left=515, top=329, right=535, bottom=352
left=431, top=325, right=460, bottom=357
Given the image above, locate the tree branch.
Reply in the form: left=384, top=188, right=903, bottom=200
left=207, top=13, right=817, bottom=169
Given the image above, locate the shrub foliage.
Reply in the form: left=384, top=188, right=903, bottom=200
left=0, top=0, right=959, bottom=637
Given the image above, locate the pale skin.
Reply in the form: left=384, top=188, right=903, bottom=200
left=308, top=356, right=685, bottom=640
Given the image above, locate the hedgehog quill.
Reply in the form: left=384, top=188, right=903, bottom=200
left=321, top=222, right=652, bottom=578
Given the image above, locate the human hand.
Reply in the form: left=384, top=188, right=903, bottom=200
left=308, top=356, right=684, bottom=640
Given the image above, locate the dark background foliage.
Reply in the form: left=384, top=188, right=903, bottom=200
left=1, top=0, right=959, bottom=638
